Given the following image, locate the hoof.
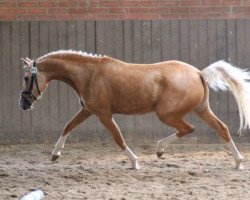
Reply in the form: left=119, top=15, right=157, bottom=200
left=132, top=161, right=141, bottom=170
left=235, top=157, right=244, bottom=170
left=235, top=164, right=244, bottom=171
left=51, top=155, right=60, bottom=161
left=156, top=151, right=164, bottom=158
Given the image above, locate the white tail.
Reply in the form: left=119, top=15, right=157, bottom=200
left=202, top=60, right=250, bottom=135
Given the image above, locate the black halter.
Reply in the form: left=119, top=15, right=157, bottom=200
left=20, top=61, right=41, bottom=101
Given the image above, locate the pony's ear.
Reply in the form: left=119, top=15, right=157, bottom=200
left=21, top=58, right=28, bottom=66
left=21, top=57, right=33, bottom=68
left=25, top=57, right=32, bottom=62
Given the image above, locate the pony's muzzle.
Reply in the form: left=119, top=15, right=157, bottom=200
left=19, top=97, right=32, bottom=110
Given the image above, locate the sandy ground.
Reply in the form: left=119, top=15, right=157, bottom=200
left=0, top=142, right=250, bottom=200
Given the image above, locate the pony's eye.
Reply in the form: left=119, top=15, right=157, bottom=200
left=24, top=77, right=29, bottom=82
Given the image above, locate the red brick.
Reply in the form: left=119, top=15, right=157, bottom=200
left=181, top=13, right=223, bottom=19
left=140, top=1, right=160, bottom=7
left=160, top=13, right=180, bottom=19
left=0, top=8, right=26, bottom=15
left=242, top=12, right=250, bottom=17
left=129, top=7, right=149, bottom=13
left=48, top=8, right=68, bottom=14
left=76, top=14, right=102, bottom=20
left=137, top=13, right=160, bottom=20
left=38, top=2, right=57, bottom=8
left=68, top=8, right=87, bottom=14
left=201, top=0, right=222, bottom=6
left=18, top=2, right=37, bottom=8
left=79, top=0, right=99, bottom=7
left=210, top=6, right=230, bottom=12
left=149, top=7, right=170, bottom=13
left=233, top=6, right=250, bottom=12
left=180, top=13, right=201, bottom=18
left=223, top=13, right=244, bottom=18
left=232, top=6, right=243, bottom=12
left=181, top=0, right=201, bottom=6
left=170, top=7, right=190, bottom=13
left=222, top=0, right=241, bottom=5
left=243, top=0, right=250, bottom=5
left=0, top=2, right=16, bottom=8
left=98, top=14, right=119, bottom=20
left=161, top=1, right=179, bottom=6
left=58, top=14, right=77, bottom=20
left=120, top=1, right=140, bottom=7
left=201, top=13, right=222, bottom=18
left=99, top=1, right=120, bottom=7
left=28, top=8, right=47, bottom=15
left=89, top=7, right=108, bottom=14
left=15, top=15, right=33, bottom=20
left=109, top=7, right=128, bottom=14
left=190, top=6, right=211, bottom=13
left=35, top=15, right=60, bottom=20
left=118, top=13, right=143, bottom=19
left=0, top=15, right=16, bottom=20
left=58, top=1, right=78, bottom=7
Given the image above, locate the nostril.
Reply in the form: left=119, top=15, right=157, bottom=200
left=19, top=98, right=31, bottom=110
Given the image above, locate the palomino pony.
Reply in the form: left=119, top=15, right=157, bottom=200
left=20, top=50, right=250, bottom=170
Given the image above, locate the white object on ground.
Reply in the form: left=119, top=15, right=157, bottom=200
left=20, top=189, right=44, bottom=200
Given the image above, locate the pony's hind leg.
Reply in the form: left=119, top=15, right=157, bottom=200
left=51, top=107, right=92, bottom=161
left=195, top=106, right=244, bottom=169
left=156, top=116, right=195, bottom=157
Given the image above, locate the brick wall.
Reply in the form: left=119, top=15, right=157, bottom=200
left=0, top=0, right=250, bottom=21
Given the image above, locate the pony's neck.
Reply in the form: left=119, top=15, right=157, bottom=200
left=37, top=57, right=85, bottom=95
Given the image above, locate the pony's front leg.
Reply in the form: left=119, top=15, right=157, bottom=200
left=51, top=107, right=92, bottom=161
left=99, top=116, right=141, bottom=170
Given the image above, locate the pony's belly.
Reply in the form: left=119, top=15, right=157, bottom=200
left=112, top=102, right=155, bottom=115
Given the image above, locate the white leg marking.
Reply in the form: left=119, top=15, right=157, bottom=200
left=52, top=135, right=68, bottom=156
left=156, top=133, right=178, bottom=154
left=228, top=139, right=244, bottom=169
left=124, top=146, right=141, bottom=170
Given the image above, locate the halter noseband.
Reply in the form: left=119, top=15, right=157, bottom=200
left=20, top=61, right=41, bottom=101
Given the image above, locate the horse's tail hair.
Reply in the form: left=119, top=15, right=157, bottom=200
left=202, top=60, right=250, bottom=136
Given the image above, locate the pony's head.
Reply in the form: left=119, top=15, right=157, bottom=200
left=19, top=57, right=48, bottom=110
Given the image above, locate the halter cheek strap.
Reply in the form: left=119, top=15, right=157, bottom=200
left=32, top=61, right=41, bottom=96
